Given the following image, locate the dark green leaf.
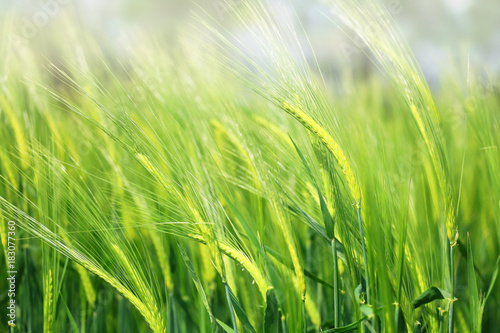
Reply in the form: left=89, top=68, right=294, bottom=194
left=264, top=289, right=279, bottom=333
left=217, top=319, right=235, bottom=333
left=286, top=202, right=329, bottom=242
left=176, top=240, right=216, bottom=326
left=485, top=255, right=500, bottom=304
left=227, top=284, right=257, bottom=333
left=395, top=306, right=406, bottom=333
left=411, top=287, right=452, bottom=309
left=60, top=292, right=80, bottom=333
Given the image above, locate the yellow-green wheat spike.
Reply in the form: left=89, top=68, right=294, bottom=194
left=43, top=269, right=54, bottom=333
left=0, top=94, right=29, bottom=170
left=111, top=244, right=166, bottom=333
left=283, top=102, right=361, bottom=205
left=189, top=233, right=269, bottom=299
left=150, top=231, right=175, bottom=292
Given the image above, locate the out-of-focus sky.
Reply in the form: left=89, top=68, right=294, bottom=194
left=2, top=0, right=500, bottom=81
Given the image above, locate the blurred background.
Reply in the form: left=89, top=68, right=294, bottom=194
left=1, top=0, right=500, bottom=85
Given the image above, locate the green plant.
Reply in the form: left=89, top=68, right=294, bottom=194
left=0, top=1, right=499, bottom=332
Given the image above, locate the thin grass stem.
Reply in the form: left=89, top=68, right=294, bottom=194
left=448, top=243, right=455, bottom=333
left=224, top=282, right=238, bottom=333
left=331, top=239, right=339, bottom=328
left=357, top=207, right=370, bottom=307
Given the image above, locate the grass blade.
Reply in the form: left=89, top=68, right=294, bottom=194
left=411, top=286, right=453, bottom=309
left=227, top=283, right=256, bottom=333
left=176, top=240, right=216, bottom=328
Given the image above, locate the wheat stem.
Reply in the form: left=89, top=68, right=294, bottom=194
left=448, top=243, right=455, bottom=333
left=225, top=282, right=238, bottom=333
left=332, top=239, right=339, bottom=328
left=357, top=207, right=370, bottom=307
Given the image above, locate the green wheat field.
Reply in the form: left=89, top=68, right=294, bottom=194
left=1, top=0, right=499, bottom=332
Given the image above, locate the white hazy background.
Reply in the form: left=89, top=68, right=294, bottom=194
left=2, top=0, right=500, bottom=83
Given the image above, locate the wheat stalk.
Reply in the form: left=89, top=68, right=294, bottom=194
left=282, top=102, right=361, bottom=205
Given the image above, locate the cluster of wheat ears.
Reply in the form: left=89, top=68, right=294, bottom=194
left=0, top=0, right=499, bottom=332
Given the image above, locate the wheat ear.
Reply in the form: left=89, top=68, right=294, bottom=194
left=282, top=102, right=361, bottom=205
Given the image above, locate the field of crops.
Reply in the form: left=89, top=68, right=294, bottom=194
left=1, top=0, right=499, bottom=332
